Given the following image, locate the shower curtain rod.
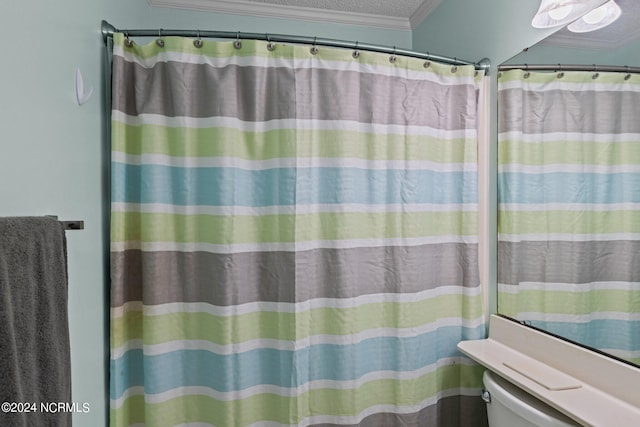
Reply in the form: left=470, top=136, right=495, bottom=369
left=499, top=63, right=640, bottom=74
left=101, top=20, right=490, bottom=72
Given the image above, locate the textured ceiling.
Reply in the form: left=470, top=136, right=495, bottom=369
left=245, top=0, right=426, bottom=18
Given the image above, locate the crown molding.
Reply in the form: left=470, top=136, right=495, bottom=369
left=148, top=0, right=412, bottom=31
left=409, top=0, right=442, bottom=29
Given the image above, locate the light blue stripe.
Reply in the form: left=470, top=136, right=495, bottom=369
left=530, top=319, right=640, bottom=351
left=110, top=324, right=485, bottom=399
left=112, top=163, right=478, bottom=206
left=498, top=172, right=640, bottom=204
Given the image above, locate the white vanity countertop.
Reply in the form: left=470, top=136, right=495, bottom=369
left=458, top=315, right=640, bottom=427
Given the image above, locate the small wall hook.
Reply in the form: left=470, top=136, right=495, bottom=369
left=75, top=67, right=93, bottom=105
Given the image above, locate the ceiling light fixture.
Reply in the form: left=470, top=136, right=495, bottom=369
left=531, top=0, right=608, bottom=28
left=567, top=0, right=621, bottom=32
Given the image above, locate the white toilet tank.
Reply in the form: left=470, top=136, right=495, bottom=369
left=482, top=370, right=582, bottom=427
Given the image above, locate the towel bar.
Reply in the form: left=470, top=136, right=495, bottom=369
left=61, top=220, right=84, bottom=230
left=46, top=216, right=84, bottom=230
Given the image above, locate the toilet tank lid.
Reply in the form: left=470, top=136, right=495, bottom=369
left=483, top=370, right=581, bottom=426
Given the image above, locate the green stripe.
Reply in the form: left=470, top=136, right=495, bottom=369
left=498, top=139, right=640, bottom=166
left=111, top=295, right=484, bottom=348
left=111, top=122, right=477, bottom=164
left=112, top=211, right=478, bottom=244
left=114, top=33, right=478, bottom=78
left=498, top=289, right=640, bottom=315
left=115, top=33, right=296, bottom=61
left=498, top=210, right=640, bottom=235
left=499, top=68, right=640, bottom=85
left=110, top=363, right=484, bottom=426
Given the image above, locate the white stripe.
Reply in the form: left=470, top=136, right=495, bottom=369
left=111, top=235, right=479, bottom=253
left=499, top=281, right=640, bottom=293
left=498, top=130, right=640, bottom=143
left=111, top=111, right=478, bottom=139
left=113, top=46, right=477, bottom=86
left=499, top=203, right=640, bottom=212
left=498, top=163, right=640, bottom=174
left=498, top=233, right=640, bottom=242
left=110, top=357, right=477, bottom=409
left=112, top=151, right=477, bottom=172
left=112, top=286, right=483, bottom=319
left=112, top=202, right=479, bottom=216
left=499, top=78, right=640, bottom=93
left=111, top=386, right=144, bottom=410
left=111, top=316, right=485, bottom=359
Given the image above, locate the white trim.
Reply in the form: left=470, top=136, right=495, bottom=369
left=409, top=0, right=442, bottom=29
left=148, top=0, right=412, bottom=31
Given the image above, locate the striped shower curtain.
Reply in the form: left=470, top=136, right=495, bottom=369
left=498, top=69, right=640, bottom=365
left=110, top=32, right=486, bottom=426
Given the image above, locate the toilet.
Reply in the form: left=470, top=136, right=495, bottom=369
left=482, top=370, right=582, bottom=426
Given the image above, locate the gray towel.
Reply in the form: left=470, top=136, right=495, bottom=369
left=0, top=217, right=71, bottom=427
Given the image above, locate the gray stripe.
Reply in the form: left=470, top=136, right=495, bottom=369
left=312, top=395, right=488, bottom=427
left=498, top=88, right=640, bottom=134
left=111, top=56, right=478, bottom=129
left=498, top=240, right=640, bottom=286
left=111, top=243, right=479, bottom=306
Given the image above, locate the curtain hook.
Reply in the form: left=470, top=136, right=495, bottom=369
left=557, top=64, right=564, bottom=79
left=310, top=36, right=318, bottom=55
left=156, top=29, right=165, bottom=47
left=524, top=63, right=530, bottom=79
left=352, top=41, right=360, bottom=59
left=389, top=46, right=397, bottom=64
left=193, top=30, right=203, bottom=48
left=424, top=52, right=431, bottom=69
left=266, top=33, right=275, bottom=51
left=625, top=65, right=632, bottom=80
left=451, top=58, right=458, bottom=73
left=234, top=31, right=242, bottom=49
left=592, top=64, right=599, bottom=79
left=124, top=31, right=134, bottom=48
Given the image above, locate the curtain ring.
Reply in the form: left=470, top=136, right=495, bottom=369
left=451, top=59, right=458, bottom=73
left=423, top=52, right=430, bottom=69
left=557, top=64, right=564, bottom=79
left=156, top=29, right=165, bottom=47
left=234, top=31, right=242, bottom=49
left=625, top=65, right=632, bottom=80
left=266, top=34, right=275, bottom=51
left=124, top=31, right=134, bottom=48
left=389, top=46, right=397, bottom=64
left=592, top=64, right=599, bottom=79
left=193, top=30, right=203, bottom=48
left=310, top=37, right=318, bottom=55
left=524, top=64, right=530, bottom=79
left=352, top=41, right=360, bottom=59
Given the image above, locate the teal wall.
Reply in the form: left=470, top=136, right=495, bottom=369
left=0, top=1, right=409, bottom=426
left=505, top=40, right=640, bottom=65
left=411, top=0, right=558, bottom=65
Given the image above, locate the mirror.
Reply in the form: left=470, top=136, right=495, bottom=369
left=497, top=0, right=640, bottom=366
